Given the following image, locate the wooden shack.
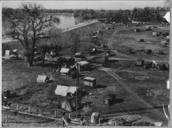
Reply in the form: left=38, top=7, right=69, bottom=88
left=83, top=77, right=96, bottom=87
left=76, top=61, right=89, bottom=71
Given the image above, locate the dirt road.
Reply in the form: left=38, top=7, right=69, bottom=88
left=100, top=67, right=168, bottom=124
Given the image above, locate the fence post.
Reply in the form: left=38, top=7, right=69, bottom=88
left=54, top=110, right=57, bottom=118
left=28, top=105, right=31, bottom=113
left=16, top=103, right=19, bottom=111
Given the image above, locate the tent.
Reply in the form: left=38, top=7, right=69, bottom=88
left=167, top=80, right=170, bottom=89
left=55, top=85, right=77, bottom=96
left=61, top=100, right=72, bottom=112
left=36, top=75, right=49, bottom=83
left=163, top=12, right=170, bottom=23
left=5, top=50, right=10, bottom=56
left=60, top=68, right=70, bottom=75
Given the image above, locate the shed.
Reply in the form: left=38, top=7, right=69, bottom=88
left=163, top=12, right=170, bottom=23
left=135, top=59, right=144, bottom=66
left=91, top=112, right=100, bottom=124
left=137, top=38, right=145, bottom=42
left=152, top=32, right=158, bottom=36
left=167, top=80, right=170, bottom=89
left=60, top=68, right=70, bottom=75
left=76, top=61, right=89, bottom=71
left=55, top=85, right=77, bottom=96
left=83, top=77, right=96, bottom=87
left=36, top=75, right=49, bottom=83
left=5, top=50, right=10, bottom=56
left=75, top=52, right=85, bottom=58
left=161, top=40, right=169, bottom=47
left=145, top=26, right=152, bottom=31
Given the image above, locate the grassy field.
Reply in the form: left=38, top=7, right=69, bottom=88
left=2, top=21, right=170, bottom=126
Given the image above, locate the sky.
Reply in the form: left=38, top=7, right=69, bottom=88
left=2, top=0, right=166, bottom=10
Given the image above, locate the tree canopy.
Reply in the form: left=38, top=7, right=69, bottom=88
left=6, top=3, right=60, bottom=66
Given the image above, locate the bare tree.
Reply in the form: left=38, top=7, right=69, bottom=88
left=9, top=3, right=59, bottom=66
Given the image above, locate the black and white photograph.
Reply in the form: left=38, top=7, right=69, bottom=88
left=1, top=0, right=171, bottom=127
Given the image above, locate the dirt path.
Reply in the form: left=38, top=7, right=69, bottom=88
left=99, top=67, right=168, bottom=123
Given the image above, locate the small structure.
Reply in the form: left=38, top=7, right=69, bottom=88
left=167, top=80, right=170, bottom=89
left=5, top=50, right=10, bottom=56
left=2, top=50, right=10, bottom=60
left=144, top=49, right=152, bottom=54
left=145, top=26, right=152, bottom=31
left=83, top=77, right=96, bottom=87
left=44, top=52, right=52, bottom=61
left=75, top=52, right=84, bottom=58
left=137, top=38, right=144, bottom=42
left=61, top=100, right=72, bottom=112
left=91, top=112, right=100, bottom=124
left=154, top=122, right=163, bottom=127
left=36, top=75, right=49, bottom=83
left=161, top=40, right=169, bottom=47
left=76, top=61, right=89, bottom=71
left=104, top=97, right=112, bottom=105
left=55, top=85, right=77, bottom=97
left=152, top=32, right=158, bottom=36
left=166, top=36, right=170, bottom=41
left=163, top=11, right=170, bottom=23
left=134, top=28, right=141, bottom=32
left=60, top=68, right=70, bottom=75
left=135, top=59, right=144, bottom=66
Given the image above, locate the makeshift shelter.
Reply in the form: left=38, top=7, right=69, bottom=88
left=134, top=28, right=141, bottom=32
left=76, top=61, right=89, bottom=71
left=83, top=77, right=96, bottom=87
left=91, top=112, right=100, bottom=124
left=75, top=52, right=85, bottom=58
left=36, top=75, right=49, bottom=83
left=61, top=100, right=72, bottom=112
left=152, top=32, right=158, bottom=36
left=161, top=40, right=169, bottom=47
left=60, top=68, right=70, bottom=75
left=55, top=85, right=77, bottom=96
left=167, top=80, right=170, bottom=89
left=145, top=26, right=152, bottom=31
left=135, top=59, right=144, bottom=66
left=137, top=38, right=144, bottom=42
left=5, top=50, right=10, bottom=56
left=163, top=12, right=170, bottom=23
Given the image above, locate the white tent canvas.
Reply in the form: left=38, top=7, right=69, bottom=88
left=60, top=68, right=70, bottom=74
left=55, top=85, right=77, bottom=96
left=167, top=80, right=170, bottom=89
left=77, top=61, right=89, bottom=66
left=5, top=50, right=10, bottom=56
left=163, top=12, right=170, bottom=23
left=36, top=75, right=49, bottom=83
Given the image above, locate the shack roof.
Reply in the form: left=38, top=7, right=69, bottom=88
left=36, top=75, right=49, bottom=83
left=164, top=12, right=170, bottom=23
left=84, top=77, right=96, bottom=81
left=55, top=85, right=78, bottom=96
left=77, top=61, right=89, bottom=66
left=60, top=68, right=70, bottom=74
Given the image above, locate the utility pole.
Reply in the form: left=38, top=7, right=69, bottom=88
left=75, top=63, right=80, bottom=118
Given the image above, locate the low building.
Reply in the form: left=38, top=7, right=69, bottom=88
left=55, top=85, right=78, bottom=97
left=36, top=75, right=49, bottom=83
left=60, top=68, right=70, bottom=75
left=83, top=77, right=96, bottom=87
left=76, top=61, right=89, bottom=71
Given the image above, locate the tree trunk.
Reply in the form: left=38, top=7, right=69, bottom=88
left=26, top=55, right=32, bottom=67
left=29, top=49, right=35, bottom=66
